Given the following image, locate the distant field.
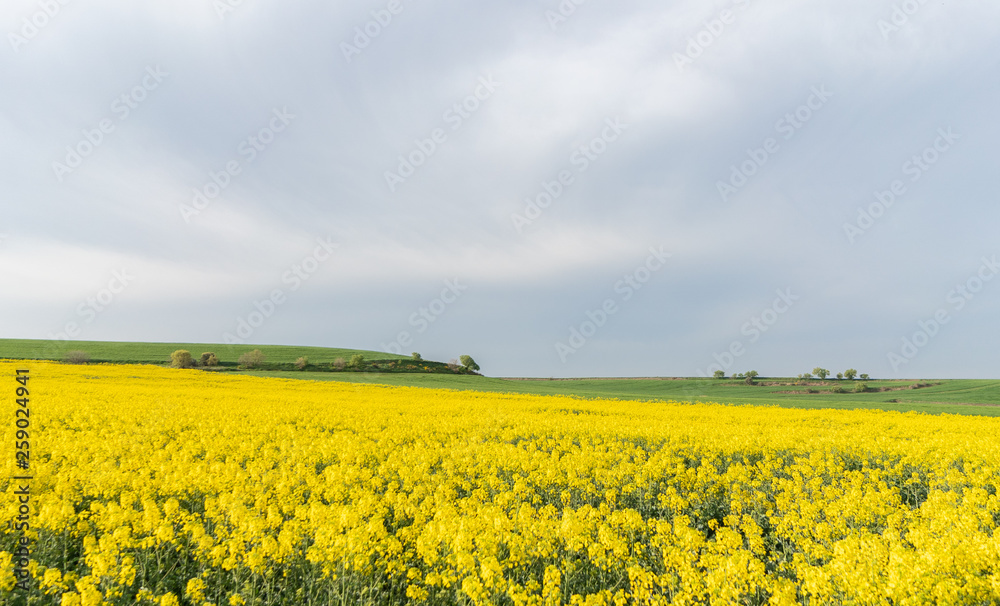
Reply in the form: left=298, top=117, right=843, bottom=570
left=250, top=372, right=1000, bottom=417
left=0, top=338, right=409, bottom=366
left=4, top=338, right=999, bottom=416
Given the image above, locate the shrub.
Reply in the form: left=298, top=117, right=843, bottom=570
left=200, top=352, right=219, bottom=367
left=713, top=370, right=726, bottom=379
left=411, top=352, right=422, bottom=361
left=332, top=357, right=346, bottom=371
left=170, top=350, right=194, bottom=369
left=63, top=350, right=90, bottom=364
left=460, top=355, right=480, bottom=373
left=856, top=382, right=869, bottom=393
left=347, top=354, right=364, bottom=369
left=831, top=386, right=846, bottom=394
left=447, top=359, right=461, bottom=372
left=238, top=349, right=266, bottom=369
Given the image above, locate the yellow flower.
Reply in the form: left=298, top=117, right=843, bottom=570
left=158, top=592, right=180, bottom=606
left=185, top=578, right=207, bottom=602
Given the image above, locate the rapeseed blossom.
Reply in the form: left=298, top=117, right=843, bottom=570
left=1, top=360, right=998, bottom=605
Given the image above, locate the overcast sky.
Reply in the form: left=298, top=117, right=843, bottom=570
left=2, top=0, right=998, bottom=378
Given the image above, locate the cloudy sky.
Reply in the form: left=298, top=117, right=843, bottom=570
left=2, top=0, right=998, bottom=378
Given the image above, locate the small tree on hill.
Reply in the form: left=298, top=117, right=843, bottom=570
left=860, top=373, right=869, bottom=380
left=238, top=349, right=265, bottom=369
left=171, top=350, right=194, bottom=369
left=63, top=350, right=90, bottom=364
left=744, top=370, right=759, bottom=385
left=813, top=367, right=829, bottom=380
left=713, top=370, right=726, bottom=379
left=844, top=369, right=858, bottom=380
left=460, top=355, right=480, bottom=373
left=347, top=354, right=364, bottom=369
left=411, top=352, right=422, bottom=361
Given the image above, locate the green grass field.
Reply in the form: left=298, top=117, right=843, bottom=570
left=4, top=338, right=999, bottom=416
left=243, top=372, right=1000, bottom=417
left=0, top=338, right=408, bottom=366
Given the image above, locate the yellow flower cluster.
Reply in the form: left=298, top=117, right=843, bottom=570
left=1, top=360, right=999, bottom=605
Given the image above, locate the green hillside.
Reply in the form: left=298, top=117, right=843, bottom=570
left=0, top=338, right=409, bottom=366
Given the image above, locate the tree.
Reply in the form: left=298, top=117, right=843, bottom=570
left=347, top=354, right=364, bottom=369
left=744, top=370, right=759, bottom=385
left=63, top=350, right=90, bottom=364
left=812, top=367, right=829, bottom=380
left=294, top=356, right=308, bottom=370
left=238, top=349, right=266, bottom=369
left=171, top=350, right=194, bottom=368
left=713, top=370, right=726, bottom=379
left=200, top=352, right=219, bottom=367
left=836, top=373, right=843, bottom=380
left=855, top=382, right=869, bottom=393
left=411, top=352, right=422, bottom=361
left=844, top=368, right=858, bottom=380
left=859, top=373, right=869, bottom=380
left=460, top=355, right=480, bottom=373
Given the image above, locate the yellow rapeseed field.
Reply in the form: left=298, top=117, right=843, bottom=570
left=1, top=360, right=999, bottom=605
